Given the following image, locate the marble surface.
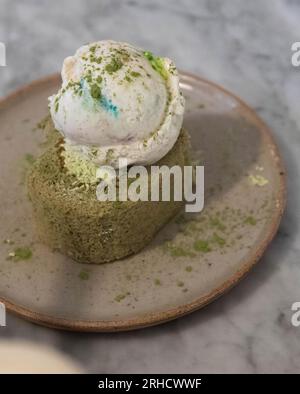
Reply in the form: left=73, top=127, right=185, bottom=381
left=0, top=0, right=299, bottom=373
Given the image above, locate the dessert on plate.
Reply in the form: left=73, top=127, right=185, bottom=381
left=27, top=40, right=190, bottom=264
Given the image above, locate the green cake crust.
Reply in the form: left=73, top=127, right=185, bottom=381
left=27, top=118, right=191, bottom=264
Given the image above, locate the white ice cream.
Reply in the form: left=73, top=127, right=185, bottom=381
left=49, top=40, right=185, bottom=168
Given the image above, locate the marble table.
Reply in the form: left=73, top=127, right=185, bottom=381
left=0, top=0, right=299, bottom=373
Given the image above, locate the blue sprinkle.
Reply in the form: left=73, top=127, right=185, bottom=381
left=100, top=95, right=119, bottom=118
left=79, top=79, right=119, bottom=118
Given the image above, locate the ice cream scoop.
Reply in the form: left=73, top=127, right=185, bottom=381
left=49, top=40, right=185, bottom=168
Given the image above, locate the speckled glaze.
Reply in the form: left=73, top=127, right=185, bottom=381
left=0, top=73, right=285, bottom=332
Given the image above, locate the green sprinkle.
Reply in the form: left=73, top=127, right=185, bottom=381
left=105, top=57, right=123, bottom=74
left=209, top=217, right=226, bottom=231
left=124, top=75, right=133, bottom=83
left=3, top=239, right=14, bottom=245
left=249, top=174, right=269, bottom=186
left=90, top=84, right=101, bottom=99
left=36, top=118, right=48, bottom=130
left=212, top=233, right=226, bottom=246
left=114, top=292, right=130, bottom=302
left=244, top=216, right=257, bottom=225
left=131, top=71, right=141, bottom=78
left=143, top=51, right=168, bottom=80
left=9, top=247, right=32, bottom=261
left=194, top=240, right=211, bottom=253
left=79, top=270, right=89, bottom=280
left=91, top=56, right=102, bottom=64
left=115, top=294, right=126, bottom=302
left=169, top=245, right=194, bottom=257
left=24, top=153, right=35, bottom=165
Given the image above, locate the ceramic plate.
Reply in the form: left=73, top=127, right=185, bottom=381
left=0, top=73, right=286, bottom=332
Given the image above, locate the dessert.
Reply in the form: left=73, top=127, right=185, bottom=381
left=27, top=40, right=190, bottom=264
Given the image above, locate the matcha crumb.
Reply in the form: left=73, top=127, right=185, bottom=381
left=24, top=153, right=35, bottom=165
left=154, top=278, right=161, bottom=286
left=212, top=233, right=226, bottom=246
left=105, top=57, right=123, bottom=74
left=3, top=239, right=14, bottom=245
left=244, top=216, right=257, bottom=225
left=194, top=240, right=211, bottom=253
left=166, top=243, right=195, bottom=257
left=115, top=294, right=126, bottom=302
left=90, top=84, right=102, bottom=99
left=124, top=75, right=132, bottom=83
left=249, top=174, right=269, bottom=186
left=114, top=292, right=130, bottom=302
left=90, top=55, right=102, bottom=64
left=261, top=199, right=269, bottom=209
left=185, top=266, right=193, bottom=272
left=89, top=45, right=97, bottom=53
left=131, top=71, right=141, bottom=78
left=79, top=270, right=89, bottom=280
left=209, top=217, right=226, bottom=231
left=96, top=75, right=103, bottom=84
left=9, top=246, right=32, bottom=261
left=36, top=117, right=48, bottom=131
left=177, top=281, right=184, bottom=287
left=170, top=246, right=187, bottom=257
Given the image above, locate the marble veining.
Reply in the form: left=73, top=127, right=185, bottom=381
left=0, top=0, right=300, bottom=373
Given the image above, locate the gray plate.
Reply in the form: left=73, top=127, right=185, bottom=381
left=0, top=73, right=286, bottom=331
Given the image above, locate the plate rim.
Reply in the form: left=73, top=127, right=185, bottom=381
left=0, top=72, right=287, bottom=332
